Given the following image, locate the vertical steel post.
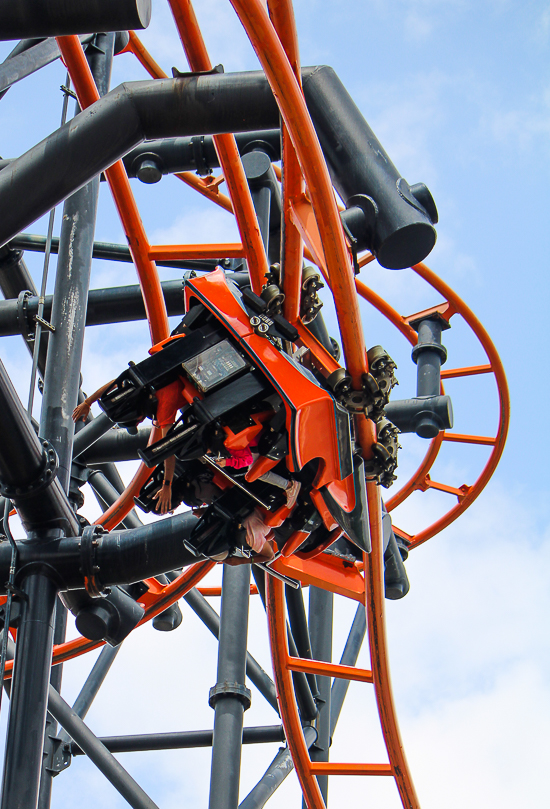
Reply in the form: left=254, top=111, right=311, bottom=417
left=306, top=586, right=334, bottom=805
left=208, top=565, right=251, bottom=809
left=36, top=33, right=114, bottom=809
left=0, top=572, right=58, bottom=809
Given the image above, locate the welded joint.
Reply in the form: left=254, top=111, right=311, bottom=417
left=79, top=524, right=109, bottom=598
left=209, top=681, right=252, bottom=711
left=0, top=439, right=58, bottom=500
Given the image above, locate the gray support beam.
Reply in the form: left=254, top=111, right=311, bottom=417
left=238, top=726, right=317, bottom=809
left=183, top=587, right=279, bottom=713
left=0, top=573, right=58, bottom=809
left=37, top=33, right=115, bottom=809
left=0, top=0, right=151, bottom=40
left=70, top=725, right=285, bottom=755
left=329, top=604, right=366, bottom=737
left=47, top=686, right=159, bottom=809
left=77, top=424, right=151, bottom=464
left=59, top=644, right=121, bottom=746
left=306, top=587, right=334, bottom=805
left=88, top=469, right=143, bottom=530
left=208, top=565, right=251, bottom=809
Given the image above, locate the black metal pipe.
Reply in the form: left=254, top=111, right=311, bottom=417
left=0, top=72, right=280, bottom=249
left=0, top=279, right=187, bottom=337
left=306, top=587, right=333, bottom=804
left=9, top=233, right=222, bottom=272
left=47, top=685, right=159, bottom=809
left=302, top=65, right=437, bottom=269
left=70, top=725, right=285, bottom=755
left=0, top=67, right=437, bottom=270
left=285, top=584, right=319, bottom=700
left=123, top=129, right=281, bottom=181
left=208, top=564, right=251, bottom=809
left=71, top=412, right=114, bottom=458
left=183, top=588, right=279, bottom=714
left=0, top=246, right=48, bottom=377
left=0, top=245, right=36, bottom=299
left=0, top=0, right=151, bottom=40
left=0, top=36, right=91, bottom=94
left=239, top=726, right=317, bottom=809
left=60, top=644, right=121, bottom=744
left=329, top=604, right=366, bottom=738
left=0, top=573, right=58, bottom=809
left=88, top=470, right=143, bottom=530
left=76, top=425, right=151, bottom=464
left=384, top=395, right=453, bottom=438
left=0, top=512, right=201, bottom=594
left=0, top=358, right=79, bottom=536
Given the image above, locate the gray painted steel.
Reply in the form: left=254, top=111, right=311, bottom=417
left=47, top=685, right=159, bottom=809
left=0, top=0, right=151, bottom=40
left=208, top=565, right=251, bottom=809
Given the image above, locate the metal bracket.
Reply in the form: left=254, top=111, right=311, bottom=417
left=60, top=84, right=77, bottom=101
left=48, top=737, right=72, bottom=777
left=80, top=524, right=109, bottom=598
left=16, top=290, right=35, bottom=341
left=0, top=440, right=58, bottom=500
left=34, top=314, right=55, bottom=332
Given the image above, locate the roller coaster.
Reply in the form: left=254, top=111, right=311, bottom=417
left=0, top=2, right=509, bottom=808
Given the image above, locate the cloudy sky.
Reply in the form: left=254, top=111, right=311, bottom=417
left=0, top=0, right=548, bottom=807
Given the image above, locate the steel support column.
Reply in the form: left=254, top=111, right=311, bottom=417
left=306, top=586, right=333, bottom=804
left=0, top=573, right=58, bottom=809
left=208, top=565, right=251, bottom=809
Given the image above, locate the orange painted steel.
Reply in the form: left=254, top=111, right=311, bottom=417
left=355, top=264, right=509, bottom=549
left=149, top=243, right=246, bottom=260
left=364, top=481, right=421, bottom=809
left=229, top=0, right=369, bottom=389
left=421, top=478, right=471, bottom=500
left=2, top=562, right=214, bottom=678
left=175, top=172, right=234, bottom=213
left=56, top=36, right=169, bottom=347
left=286, top=656, right=373, bottom=684
left=267, top=575, right=326, bottom=809
left=443, top=433, right=496, bottom=446
left=309, top=763, right=393, bottom=777
left=269, top=0, right=305, bottom=326
left=127, top=31, right=169, bottom=78
left=441, top=363, right=493, bottom=379
left=167, top=0, right=268, bottom=296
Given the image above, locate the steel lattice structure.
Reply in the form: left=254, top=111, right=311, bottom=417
left=0, top=2, right=509, bottom=809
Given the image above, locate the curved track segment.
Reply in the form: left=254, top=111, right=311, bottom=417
left=0, top=2, right=508, bottom=809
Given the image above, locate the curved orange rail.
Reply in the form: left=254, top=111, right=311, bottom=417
left=33, top=13, right=508, bottom=809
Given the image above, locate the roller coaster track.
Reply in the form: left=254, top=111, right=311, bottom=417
left=0, top=2, right=509, bottom=808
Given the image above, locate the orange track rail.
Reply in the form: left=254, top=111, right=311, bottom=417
left=34, top=11, right=509, bottom=809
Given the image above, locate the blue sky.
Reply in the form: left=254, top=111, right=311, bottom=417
left=0, top=1, right=548, bottom=807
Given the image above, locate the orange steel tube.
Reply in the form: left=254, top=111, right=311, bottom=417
left=175, top=172, right=234, bottom=213
left=269, top=0, right=304, bottom=325
left=286, top=657, right=373, bottom=683
left=167, top=0, right=268, bottom=295
left=309, top=763, right=392, bottom=777
left=441, top=363, right=492, bottom=379
left=229, top=0, right=368, bottom=387
left=149, top=243, right=246, bottom=260
left=266, top=576, right=325, bottom=809
left=442, top=433, right=496, bottom=446
left=364, top=481, right=421, bottom=809
left=56, top=36, right=169, bottom=345
left=127, top=31, right=169, bottom=78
